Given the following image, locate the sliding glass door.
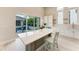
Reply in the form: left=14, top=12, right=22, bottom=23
left=16, top=14, right=40, bottom=33
left=57, top=7, right=63, bottom=25
left=57, top=10, right=63, bottom=24
left=16, top=15, right=26, bottom=33
left=34, top=17, right=40, bottom=30
left=69, top=9, right=77, bottom=24
left=26, top=16, right=34, bottom=31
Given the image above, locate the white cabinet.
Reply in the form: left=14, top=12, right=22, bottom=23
left=40, top=17, right=44, bottom=27
left=44, top=16, right=53, bottom=28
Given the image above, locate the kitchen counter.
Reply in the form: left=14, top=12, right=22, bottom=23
left=18, top=28, right=53, bottom=45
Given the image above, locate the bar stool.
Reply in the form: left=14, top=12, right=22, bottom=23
left=45, top=32, right=59, bottom=51
left=53, top=32, right=59, bottom=50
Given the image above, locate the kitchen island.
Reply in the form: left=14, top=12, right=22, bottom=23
left=0, top=28, right=52, bottom=51
left=18, top=28, right=53, bottom=51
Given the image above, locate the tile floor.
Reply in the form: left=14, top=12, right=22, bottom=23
left=58, top=34, right=79, bottom=51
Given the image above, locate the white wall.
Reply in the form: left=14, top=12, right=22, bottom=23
left=16, top=7, right=44, bottom=17
left=0, top=7, right=44, bottom=44
left=0, top=8, right=16, bottom=43
left=77, top=8, right=79, bottom=24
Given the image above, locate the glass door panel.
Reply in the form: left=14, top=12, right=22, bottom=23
left=70, top=9, right=77, bottom=24
left=27, top=16, right=34, bottom=31
left=34, top=17, right=40, bottom=30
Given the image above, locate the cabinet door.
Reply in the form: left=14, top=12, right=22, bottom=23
left=26, top=41, right=36, bottom=51
left=35, top=38, right=45, bottom=50
left=26, top=38, right=45, bottom=51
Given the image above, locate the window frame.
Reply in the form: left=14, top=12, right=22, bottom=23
left=16, top=14, right=40, bottom=33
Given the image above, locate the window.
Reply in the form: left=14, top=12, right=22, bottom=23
left=16, top=15, right=26, bottom=33
left=57, top=8, right=63, bottom=24
left=16, top=14, right=40, bottom=33
left=26, top=16, right=40, bottom=31
left=26, top=16, right=34, bottom=31
left=69, top=9, right=77, bottom=24
left=34, top=17, right=40, bottom=30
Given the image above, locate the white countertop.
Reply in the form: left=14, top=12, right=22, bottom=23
left=18, top=28, right=53, bottom=45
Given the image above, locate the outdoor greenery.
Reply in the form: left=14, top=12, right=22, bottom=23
left=27, top=17, right=34, bottom=26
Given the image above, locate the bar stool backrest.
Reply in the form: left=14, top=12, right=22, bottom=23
left=53, top=32, right=59, bottom=48
left=54, top=32, right=59, bottom=41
